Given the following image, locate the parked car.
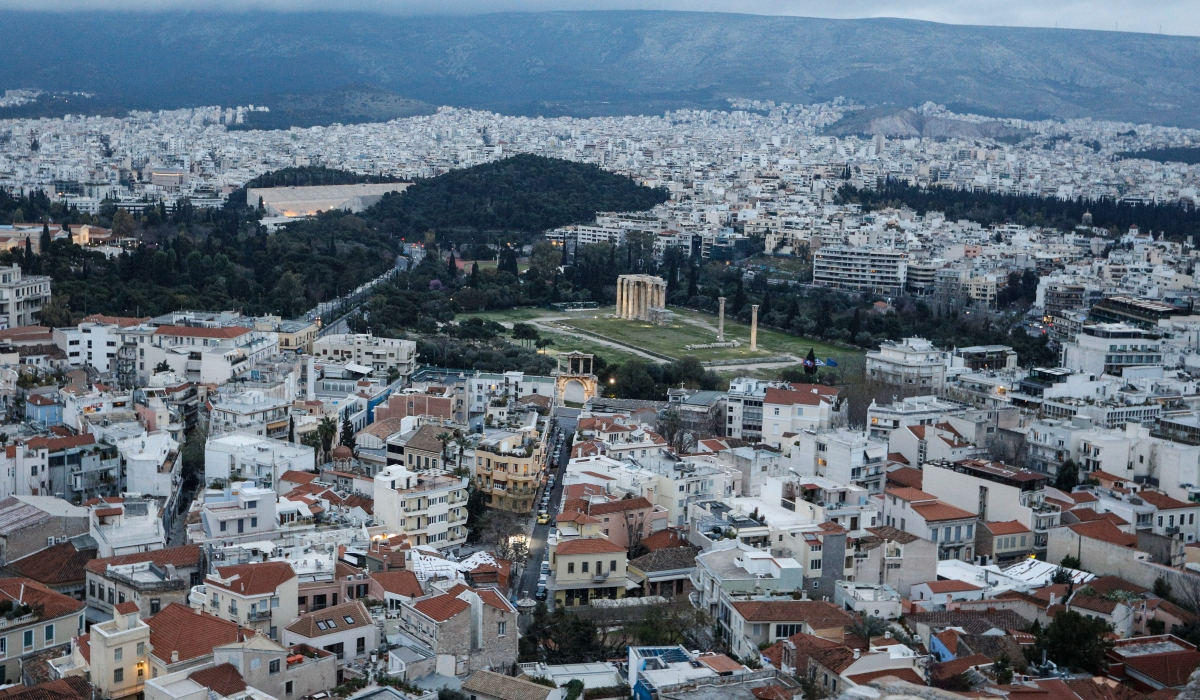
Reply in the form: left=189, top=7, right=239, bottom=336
left=537, top=513, right=550, bottom=525
left=536, top=585, right=548, bottom=600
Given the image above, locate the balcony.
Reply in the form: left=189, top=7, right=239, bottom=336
left=247, top=609, right=272, bottom=622
left=592, top=571, right=610, bottom=583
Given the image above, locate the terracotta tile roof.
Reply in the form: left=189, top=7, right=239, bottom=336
left=1070, top=594, right=1119, bottom=615
left=279, top=470, right=317, bottom=485
left=932, top=653, right=994, bottom=680
left=0, top=677, right=92, bottom=700
left=887, top=466, right=922, bottom=488
left=697, top=653, right=746, bottom=674
left=25, top=434, right=95, bottom=452
left=412, top=593, right=469, bottom=623
left=628, top=546, right=698, bottom=573
left=7, top=539, right=97, bottom=586
left=1065, top=678, right=1154, bottom=700
left=211, top=561, right=297, bottom=596
left=730, top=600, right=854, bottom=629
left=764, top=387, right=835, bottom=407
left=154, top=325, right=250, bottom=339
left=912, top=501, right=976, bottom=522
left=586, top=496, right=653, bottom=515
left=640, top=527, right=688, bottom=551
left=359, top=417, right=407, bottom=439
left=921, top=580, right=983, bottom=594
left=984, top=520, right=1031, bottom=535
left=862, top=525, right=920, bottom=545
left=189, top=663, right=247, bottom=697
left=397, top=424, right=448, bottom=454
left=478, top=588, right=517, bottom=613
left=147, top=603, right=250, bottom=665
left=286, top=600, right=372, bottom=638
left=1140, top=491, right=1194, bottom=511
left=75, top=635, right=89, bottom=664
left=114, top=601, right=139, bottom=615
left=556, top=510, right=602, bottom=525
left=761, top=641, right=785, bottom=668
left=1069, top=520, right=1138, bottom=547
left=81, top=314, right=151, bottom=328
left=462, top=670, right=552, bottom=700
left=1120, top=646, right=1200, bottom=688
left=372, top=571, right=423, bottom=598
left=885, top=487, right=937, bottom=502
left=751, top=685, right=793, bottom=700
left=0, top=578, right=84, bottom=620
left=846, top=668, right=926, bottom=686
left=555, top=538, right=626, bottom=556
left=563, top=483, right=607, bottom=499
left=85, top=545, right=201, bottom=575
left=1087, top=576, right=1148, bottom=596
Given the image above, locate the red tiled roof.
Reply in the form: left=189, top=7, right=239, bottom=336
left=730, top=600, right=854, bottom=629
left=1121, top=647, right=1200, bottom=688
left=555, top=538, right=626, bottom=556
left=7, top=540, right=96, bottom=586
left=154, top=325, right=250, bottom=339
left=371, top=571, right=423, bottom=598
left=85, top=545, right=201, bottom=575
left=114, top=601, right=139, bottom=615
left=0, top=578, right=85, bottom=620
left=587, top=497, right=653, bottom=515
left=413, top=594, right=469, bottom=623
left=211, top=561, right=296, bottom=596
left=885, top=487, right=937, bottom=502
left=985, top=520, right=1031, bottom=535
left=912, top=501, right=976, bottom=522
left=921, top=580, right=983, bottom=594
left=0, top=677, right=92, bottom=700
left=280, top=470, right=317, bottom=485
left=26, top=434, right=95, bottom=452
left=189, top=663, right=247, bottom=696
left=1139, top=491, right=1194, bottom=511
left=697, top=653, right=746, bottom=674
left=846, top=668, right=926, bottom=686
left=887, top=466, right=922, bottom=488
left=641, top=528, right=687, bottom=551
left=286, top=600, right=372, bottom=638
left=1069, top=520, right=1138, bottom=548
left=147, top=603, right=251, bottom=665
left=932, top=653, right=994, bottom=680
left=81, top=314, right=150, bottom=328
left=764, top=387, right=836, bottom=407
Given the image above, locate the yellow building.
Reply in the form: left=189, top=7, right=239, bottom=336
left=549, top=537, right=629, bottom=608
left=474, top=430, right=544, bottom=513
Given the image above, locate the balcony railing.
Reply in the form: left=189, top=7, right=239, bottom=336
left=247, top=609, right=272, bottom=621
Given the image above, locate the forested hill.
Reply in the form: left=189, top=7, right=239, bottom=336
left=840, top=180, right=1200, bottom=240
left=362, top=154, right=668, bottom=243
left=1, top=155, right=664, bottom=321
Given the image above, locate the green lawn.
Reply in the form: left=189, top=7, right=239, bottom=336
left=455, top=305, right=864, bottom=372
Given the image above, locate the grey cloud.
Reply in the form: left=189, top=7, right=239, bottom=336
left=0, top=0, right=1196, bottom=36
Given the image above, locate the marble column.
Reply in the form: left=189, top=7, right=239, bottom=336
left=717, top=297, right=726, bottom=341
left=616, top=278, right=624, bottom=318
left=751, top=304, right=760, bottom=351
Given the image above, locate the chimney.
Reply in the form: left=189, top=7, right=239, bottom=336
left=171, top=650, right=179, bottom=663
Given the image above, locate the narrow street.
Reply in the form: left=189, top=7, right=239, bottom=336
left=516, top=412, right=578, bottom=604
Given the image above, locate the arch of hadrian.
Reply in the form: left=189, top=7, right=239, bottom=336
left=616, top=274, right=667, bottom=322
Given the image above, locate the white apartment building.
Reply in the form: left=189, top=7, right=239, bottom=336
left=374, top=465, right=468, bottom=550
left=922, top=460, right=1060, bottom=555
left=209, top=391, right=292, bottom=441
left=789, top=428, right=889, bottom=493
left=148, top=325, right=280, bottom=385
left=812, top=246, right=907, bottom=295
left=91, top=499, right=167, bottom=558
left=881, top=487, right=978, bottom=561
left=204, top=433, right=316, bottom=489
left=1061, top=323, right=1164, bottom=377
left=865, top=337, right=952, bottom=390
left=313, top=333, right=417, bottom=378
left=190, top=486, right=278, bottom=544
left=866, top=395, right=969, bottom=441
left=116, top=432, right=181, bottom=499
left=0, top=264, right=51, bottom=328
left=760, top=384, right=843, bottom=448
left=54, top=317, right=138, bottom=373
left=190, top=561, right=299, bottom=641
left=466, top=371, right=556, bottom=415
left=725, top=377, right=777, bottom=442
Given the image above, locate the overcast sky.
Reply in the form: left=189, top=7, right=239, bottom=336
left=2, top=0, right=1196, bottom=37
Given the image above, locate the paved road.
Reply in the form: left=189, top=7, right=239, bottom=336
left=515, top=414, right=577, bottom=605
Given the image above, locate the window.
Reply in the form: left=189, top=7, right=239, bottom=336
left=0, top=637, right=6, bottom=657
left=270, top=626, right=278, bottom=640
left=114, top=647, right=123, bottom=661
left=298, top=596, right=307, bottom=606
left=118, top=592, right=125, bottom=604
left=44, top=625, right=53, bottom=643
left=251, top=517, right=258, bottom=527
left=344, top=616, right=355, bottom=625
left=114, top=668, right=123, bottom=683
left=150, top=599, right=161, bottom=615
left=582, top=562, right=589, bottom=573
left=137, top=642, right=145, bottom=656
left=810, top=558, right=822, bottom=570
left=356, top=637, right=366, bottom=655
left=247, top=501, right=257, bottom=509
left=498, top=621, right=507, bottom=636
left=610, top=560, right=617, bottom=572
left=286, top=682, right=294, bottom=696
left=23, top=631, right=33, bottom=650
left=269, top=659, right=281, bottom=674
left=775, top=623, right=803, bottom=637
left=89, top=582, right=95, bottom=598
left=220, top=521, right=227, bottom=532
left=567, top=563, right=574, bottom=574
left=931, top=529, right=938, bottom=542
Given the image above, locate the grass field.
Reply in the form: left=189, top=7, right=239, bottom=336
left=458, top=305, right=864, bottom=373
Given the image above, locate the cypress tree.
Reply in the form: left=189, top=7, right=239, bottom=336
left=447, top=250, right=458, bottom=279
left=40, top=220, right=52, bottom=254
left=760, top=290, right=772, bottom=317
left=470, top=262, right=480, bottom=287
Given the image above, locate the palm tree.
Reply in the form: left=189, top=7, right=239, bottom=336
left=436, top=431, right=453, bottom=465
left=317, top=416, right=338, bottom=463
left=849, top=615, right=891, bottom=649
left=453, top=434, right=471, bottom=475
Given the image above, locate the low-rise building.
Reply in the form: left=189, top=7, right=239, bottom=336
left=398, top=584, right=517, bottom=677
left=191, top=562, right=299, bottom=642
left=312, top=333, right=417, bottom=379
left=85, top=545, right=203, bottom=618
left=373, top=465, right=467, bottom=550
left=865, top=338, right=951, bottom=391
left=203, top=434, right=316, bottom=490
left=282, top=600, right=378, bottom=664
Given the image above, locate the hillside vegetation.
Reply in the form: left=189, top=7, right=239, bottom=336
left=2, top=11, right=1200, bottom=125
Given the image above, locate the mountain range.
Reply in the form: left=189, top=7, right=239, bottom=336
left=1, top=10, right=1199, bottom=127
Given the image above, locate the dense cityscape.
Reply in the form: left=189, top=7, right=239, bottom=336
left=1, top=35, right=1200, bottom=700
